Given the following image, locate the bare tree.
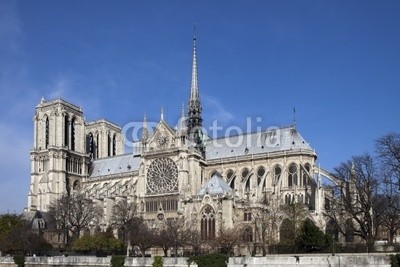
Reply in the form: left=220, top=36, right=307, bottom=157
left=48, top=193, right=103, bottom=243
left=128, top=217, right=157, bottom=257
left=185, top=228, right=202, bottom=256
left=376, top=132, right=400, bottom=187
left=324, top=154, right=382, bottom=252
left=111, top=198, right=138, bottom=245
left=214, top=227, right=241, bottom=255
left=375, top=133, right=400, bottom=244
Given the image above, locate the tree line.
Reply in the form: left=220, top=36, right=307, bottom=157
left=0, top=132, right=399, bottom=256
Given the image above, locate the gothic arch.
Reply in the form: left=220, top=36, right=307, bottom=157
left=200, top=205, right=215, bottom=241
left=64, top=114, right=69, bottom=147
left=257, top=166, right=266, bottom=187
left=44, top=116, right=49, bottom=149
left=112, top=133, right=117, bottom=156
left=288, top=163, right=298, bottom=188
left=70, top=117, right=76, bottom=151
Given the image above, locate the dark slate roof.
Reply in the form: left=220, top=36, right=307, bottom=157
left=205, top=126, right=314, bottom=160
left=89, top=154, right=141, bottom=179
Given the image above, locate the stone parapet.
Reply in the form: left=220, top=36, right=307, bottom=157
left=0, top=255, right=391, bottom=267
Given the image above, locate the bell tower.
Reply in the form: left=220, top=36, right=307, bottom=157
left=29, top=98, right=89, bottom=211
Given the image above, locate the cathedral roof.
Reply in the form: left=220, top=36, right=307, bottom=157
left=205, top=126, right=314, bottom=160
left=89, top=154, right=141, bottom=179
left=198, top=173, right=232, bottom=196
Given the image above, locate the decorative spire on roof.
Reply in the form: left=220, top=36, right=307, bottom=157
left=142, top=112, right=148, bottom=144
left=187, top=27, right=205, bottom=157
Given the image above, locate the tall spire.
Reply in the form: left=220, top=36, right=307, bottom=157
left=187, top=28, right=205, bottom=157
left=190, top=27, right=199, bottom=102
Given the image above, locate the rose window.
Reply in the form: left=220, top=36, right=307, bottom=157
left=146, top=157, right=178, bottom=194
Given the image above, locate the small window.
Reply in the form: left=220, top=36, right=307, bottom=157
left=242, top=168, right=249, bottom=179
left=257, top=166, right=266, bottom=186
left=226, top=170, right=234, bottom=181
left=244, top=212, right=252, bottom=221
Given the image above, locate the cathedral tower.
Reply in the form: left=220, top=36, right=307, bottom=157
left=29, top=98, right=88, bottom=211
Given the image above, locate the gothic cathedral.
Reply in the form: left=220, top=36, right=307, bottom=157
left=28, top=35, right=330, bottom=252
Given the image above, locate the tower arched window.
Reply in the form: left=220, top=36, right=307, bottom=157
left=87, top=133, right=94, bottom=159
left=45, top=117, right=49, bottom=149
left=112, top=134, right=116, bottom=156
left=107, top=133, right=111, bottom=157
left=71, top=117, right=76, bottom=151
left=64, top=115, right=69, bottom=147
left=288, top=163, right=298, bottom=188
left=201, top=205, right=215, bottom=241
left=96, top=133, right=99, bottom=158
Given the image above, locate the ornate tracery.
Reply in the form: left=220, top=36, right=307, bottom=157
left=146, top=157, right=178, bottom=194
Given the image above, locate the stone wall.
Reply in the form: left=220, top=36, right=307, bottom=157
left=229, top=254, right=391, bottom=267
left=0, top=254, right=392, bottom=267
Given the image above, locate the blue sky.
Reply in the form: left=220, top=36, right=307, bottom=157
left=0, top=0, right=399, bottom=213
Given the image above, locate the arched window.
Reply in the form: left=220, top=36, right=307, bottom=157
left=257, top=166, right=266, bottom=187
left=87, top=133, right=94, bottom=159
left=288, top=163, right=298, bottom=188
left=210, top=170, right=219, bottom=178
left=242, top=168, right=249, bottom=180
left=226, top=170, right=235, bottom=190
left=107, top=133, right=111, bottom=157
left=64, top=115, right=69, bottom=147
left=71, top=117, right=76, bottom=151
left=112, top=134, right=116, bottom=156
left=201, top=205, right=215, bottom=241
left=298, top=193, right=304, bottom=204
left=303, top=164, right=311, bottom=187
left=96, top=133, right=99, bottom=158
left=274, top=165, right=281, bottom=186
left=242, top=168, right=250, bottom=191
left=45, top=117, right=49, bottom=148
left=242, top=226, right=253, bottom=242
left=73, top=180, right=80, bottom=191
left=285, top=194, right=292, bottom=204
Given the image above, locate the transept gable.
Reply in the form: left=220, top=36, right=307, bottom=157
left=147, top=120, right=176, bottom=150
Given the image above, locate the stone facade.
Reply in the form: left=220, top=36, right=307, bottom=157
left=27, top=36, right=334, bottom=253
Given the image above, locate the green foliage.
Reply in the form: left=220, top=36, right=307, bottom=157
left=13, top=255, right=25, bottom=267
left=71, top=234, right=93, bottom=253
left=297, top=219, right=329, bottom=252
left=0, top=214, right=51, bottom=255
left=152, top=256, right=163, bottom=267
left=391, top=254, right=400, bottom=267
left=187, top=253, right=228, bottom=267
left=110, top=255, right=125, bottom=267
left=71, top=232, right=124, bottom=255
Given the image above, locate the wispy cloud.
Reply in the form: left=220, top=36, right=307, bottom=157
left=202, top=94, right=234, bottom=125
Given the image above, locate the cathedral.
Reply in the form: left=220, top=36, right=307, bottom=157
left=27, top=35, right=331, bottom=252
